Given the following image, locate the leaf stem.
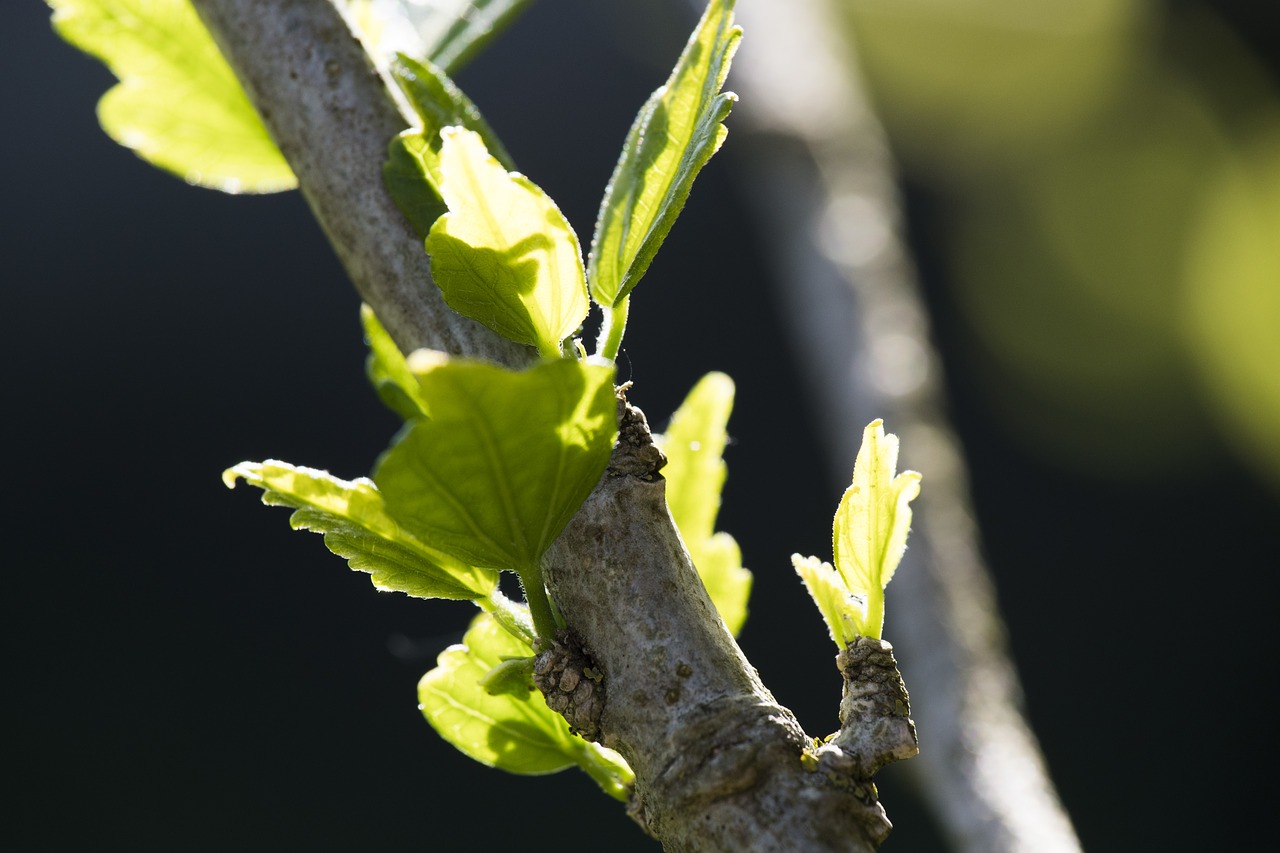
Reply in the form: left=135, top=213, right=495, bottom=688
left=517, top=562, right=560, bottom=640
left=865, top=590, right=885, bottom=641
left=574, top=741, right=636, bottom=802
left=596, top=295, right=630, bottom=362
left=477, top=590, right=538, bottom=647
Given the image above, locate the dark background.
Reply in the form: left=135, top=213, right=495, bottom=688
left=5, top=1, right=1277, bottom=850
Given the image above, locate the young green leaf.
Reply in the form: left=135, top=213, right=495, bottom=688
left=425, top=128, right=589, bottom=358
left=224, top=460, right=498, bottom=600
left=832, top=420, right=922, bottom=638
left=361, top=304, right=431, bottom=421
left=419, top=612, right=633, bottom=799
left=47, top=0, right=294, bottom=193
left=373, top=354, right=617, bottom=576
left=791, top=555, right=862, bottom=648
left=587, top=0, right=741, bottom=308
left=655, top=372, right=751, bottom=636
left=794, top=420, right=921, bottom=643
left=384, top=54, right=515, bottom=238
left=415, top=0, right=535, bottom=75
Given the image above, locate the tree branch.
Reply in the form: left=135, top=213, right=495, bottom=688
left=191, top=1, right=915, bottom=848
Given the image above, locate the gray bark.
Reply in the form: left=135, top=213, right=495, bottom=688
left=190, top=1, right=916, bottom=850
left=723, top=1, right=1083, bottom=850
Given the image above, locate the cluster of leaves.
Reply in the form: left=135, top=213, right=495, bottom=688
left=45, top=0, right=745, bottom=798
left=49, top=0, right=921, bottom=809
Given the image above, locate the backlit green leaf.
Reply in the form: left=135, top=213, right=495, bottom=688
left=831, top=420, right=921, bottom=639
left=587, top=0, right=740, bottom=307
left=655, top=372, right=751, bottom=636
left=384, top=53, right=514, bottom=238
left=425, top=128, right=589, bottom=358
left=792, top=554, right=863, bottom=648
left=419, top=613, right=578, bottom=774
left=361, top=304, right=430, bottom=421
left=416, top=0, right=534, bottom=74
left=420, top=612, right=634, bottom=798
left=374, top=354, right=617, bottom=573
left=47, top=0, right=294, bottom=193
left=224, top=460, right=497, bottom=600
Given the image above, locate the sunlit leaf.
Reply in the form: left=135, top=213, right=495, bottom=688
left=831, top=420, right=921, bottom=639
left=792, top=554, right=863, bottom=648
left=655, top=372, right=751, bottom=635
left=426, top=128, right=589, bottom=358
left=416, top=0, right=534, bottom=74
left=420, top=612, right=633, bottom=798
left=384, top=53, right=515, bottom=237
left=587, top=0, right=740, bottom=307
left=47, top=0, right=294, bottom=192
left=361, top=304, right=430, bottom=421
left=374, top=354, right=616, bottom=574
left=420, top=613, right=578, bottom=774
left=224, top=460, right=497, bottom=600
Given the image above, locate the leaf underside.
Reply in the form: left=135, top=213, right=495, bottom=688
left=224, top=459, right=497, bottom=600
left=48, top=0, right=294, bottom=192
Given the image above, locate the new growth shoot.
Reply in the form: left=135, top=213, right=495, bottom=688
left=794, top=420, right=922, bottom=645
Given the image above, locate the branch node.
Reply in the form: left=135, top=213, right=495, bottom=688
left=608, top=391, right=666, bottom=480
left=825, top=636, right=919, bottom=779
left=533, top=628, right=606, bottom=742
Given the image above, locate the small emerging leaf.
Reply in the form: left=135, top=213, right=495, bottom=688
left=361, top=304, right=430, bottom=420
left=792, top=554, right=863, bottom=648
left=479, top=656, right=536, bottom=697
left=420, top=612, right=633, bottom=798
left=374, top=354, right=617, bottom=574
left=831, top=420, right=921, bottom=639
left=833, top=421, right=922, bottom=598
left=224, top=460, right=498, bottom=600
left=384, top=54, right=514, bottom=237
left=656, top=372, right=751, bottom=636
left=426, top=128, right=589, bottom=358
left=588, top=0, right=741, bottom=307
left=47, top=0, right=295, bottom=192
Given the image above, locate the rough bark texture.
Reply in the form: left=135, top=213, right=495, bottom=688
left=723, top=1, right=1083, bottom=850
left=192, top=1, right=916, bottom=850
left=543, top=401, right=896, bottom=850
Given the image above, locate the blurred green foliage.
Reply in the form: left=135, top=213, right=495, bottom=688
left=839, top=0, right=1280, bottom=483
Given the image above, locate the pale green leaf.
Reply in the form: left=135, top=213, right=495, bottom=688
left=361, top=304, right=430, bottom=421
left=587, top=0, right=740, bottom=307
left=224, top=460, right=497, bottom=600
left=419, top=613, right=577, bottom=774
left=831, top=420, right=922, bottom=639
left=384, top=54, right=515, bottom=237
left=384, top=133, right=450, bottom=239
left=689, top=532, right=751, bottom=638
left=426, top=129, right=589, bottom=358
left=48, top=0, right=294, bottom=193
left=792, top=554, right=864, bottom=648
left=416, top=0, right=534, bottom=74
left=420, top=612, right=634, bottom=798
left=655, top=372, right=751, bottom=636
left=373, top=354, right=617, bottom=573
